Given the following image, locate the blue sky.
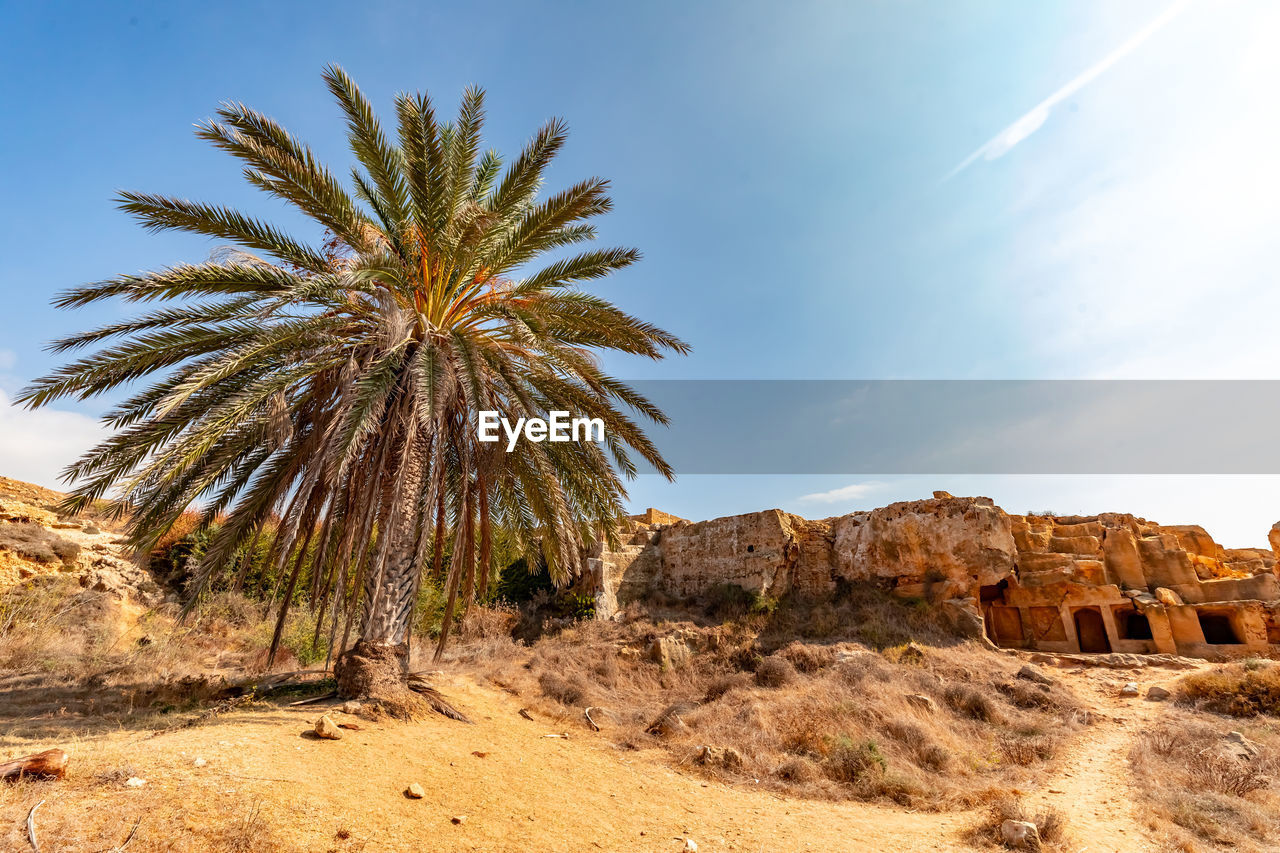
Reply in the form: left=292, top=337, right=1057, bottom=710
left=2, top=1, right=1279, bottom=546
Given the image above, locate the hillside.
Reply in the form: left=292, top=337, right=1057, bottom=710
left=1, top=477, right=1278, bottom=852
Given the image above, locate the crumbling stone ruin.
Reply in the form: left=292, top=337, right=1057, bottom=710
left=583, top=495, right=1280, bottom=659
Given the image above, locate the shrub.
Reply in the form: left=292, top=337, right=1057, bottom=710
left=755, top=655, right=798, bottom=688
left=884, top=719, right=952, bottom=771
left=774, top=756, right=821, bottom=782
left=703, top=673, right=751, bottom=702
left=823, top=736, right=887, bottom=784
left=1192, top=752, right=1274, bottom=798
left=997, top=732, right=1059, bottom=766
left=943, top=684, right=1000, bottom=722
left=976, top=796, right=1067, bottom=848
left=1178, top=664, right=1280, bottom=717
left=493, top=557, right=555, bottom=605
left=779, top=641, right=836, bottom=673
left=538, top=671, right=589, bottom=706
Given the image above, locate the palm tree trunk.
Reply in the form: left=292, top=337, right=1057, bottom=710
left=334, top=429, right=426, bottom=700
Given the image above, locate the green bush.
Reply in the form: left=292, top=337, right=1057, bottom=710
left=823, top=736, right=887, bottom=784
left=494, top=557, right=555, bottom=605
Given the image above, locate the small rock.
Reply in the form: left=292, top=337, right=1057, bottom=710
left=405, top=782, right=425, bottom=799
left=1016, top=664, right=1054, bottom=685
left=193, top=757, right=207, bottom=768
left=898, top=642, right=926, bottom=664
left=1224, top=731, right=1261, bottom=760
left=1146, top=685, right=1171, bottom=701
left=341, top=700, right=363, bottom=715
left=1154, top=587, right=1184, bottom=606
left=451, top=815, right=467, bottom=825
left=314, top=715, right=343, bottom=740
left=683, top=839, right=699, bottom=852
left=904, top=693, right=937, bottom=713
left=1119, top=682, right=1140, bottom=697
left=696, top=745, right=744, bottom=769
left=649, top=636, right=692, bottom=669
left=124, top=777, right=146, bottom=788
left=1000, top=819, right=1040, bottom=850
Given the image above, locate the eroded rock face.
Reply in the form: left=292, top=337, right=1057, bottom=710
left=832, top=496, right=1016, bottom=600
left=584, top=492, right=1280, bottom=662
left=655, top=510, right=804, bottom=599
left=589, top=495, right=1020, bottom=616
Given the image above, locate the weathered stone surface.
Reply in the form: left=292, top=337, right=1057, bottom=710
left=1017, top=552, right=1075, bottom=574
left=655, top=510, right=803, bottom=599
left=1016, top=664, right=1054, bottom=686
left=1223, top=731, right=1261, bottom=761
left=937, top=598, right=990, bottom=644
left=1166, top=525, right=1219, bottom=558
left=904, top=693, right=937, bottom=713
left=649, top=636, right=691, bottom=670
left=696, top=745, right=744, bottom=769
left=583, top=493, right=1280, bottom=663
left=1000, top=819, right=1040, bottom=850
left=314, top=715, right=343, bottom=740
left=833, top=496, right=1016, bottom=600
left=1049, top=535, right=1101, bottom=556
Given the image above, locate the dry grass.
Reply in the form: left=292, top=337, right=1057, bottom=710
left=966, top=795, right=1068, bottom=851
left=0, top=579, right=327, bottom=730
left=444, top=590, right=1090, bottom=810
left=0, top=521, right=80, bottom=565
left=1129, top=713, right=1280, bottom=852
left=1177, top=660, right=1280, bottom=717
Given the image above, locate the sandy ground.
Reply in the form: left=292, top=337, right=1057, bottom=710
left=0, top=660, right=1202, bottom=853
left=0, top=673, right=980, bottom=853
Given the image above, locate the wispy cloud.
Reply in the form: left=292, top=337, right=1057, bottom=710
left=945, top=0, right=1191, bottom=180
left=797, top=481, right=883, bottom=504
left=0, top=389, right=106, bottom=491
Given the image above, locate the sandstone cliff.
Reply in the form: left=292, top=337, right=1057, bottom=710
left=0, top=476, right=160, bottom=604
left=585, top=493, right=1280, bottom=660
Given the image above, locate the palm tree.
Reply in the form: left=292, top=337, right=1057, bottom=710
left=20, top=66, right=688, bottom=701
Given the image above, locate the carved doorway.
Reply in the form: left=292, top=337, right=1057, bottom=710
left=1073, top=608, right=1111, bottom=653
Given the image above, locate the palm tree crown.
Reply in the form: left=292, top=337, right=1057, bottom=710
left=21, top=65, right=687, bottom=671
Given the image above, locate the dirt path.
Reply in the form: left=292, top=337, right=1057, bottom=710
left=1027, top=663, right=1191, bottom=852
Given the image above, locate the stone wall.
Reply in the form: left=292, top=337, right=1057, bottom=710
left=583, top=494, right=1280, bottom=660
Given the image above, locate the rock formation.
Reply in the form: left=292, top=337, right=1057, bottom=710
left=583, top=493, right=1280, bottom=660
left=0, top=476, right=161, bottom=605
